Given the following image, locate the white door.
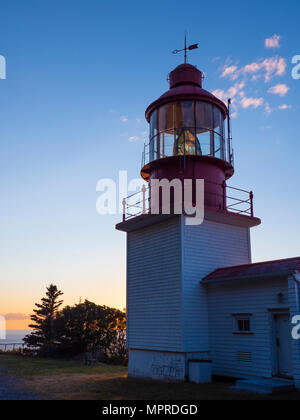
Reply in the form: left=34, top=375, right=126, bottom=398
left=274, top=314, right=293, bottom=378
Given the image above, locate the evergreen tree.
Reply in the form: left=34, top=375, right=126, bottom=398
left=24, top=284, right=63, bottom=356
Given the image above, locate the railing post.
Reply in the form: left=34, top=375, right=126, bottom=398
left=222, top=181, right=227, bottom=211
left=149, top=181, right=152, bottom=215
left=122, top=198, right=126, bottom=222
left=142, top=184, right=146, bottom=214
left=250, top=191, right=254, bottom=217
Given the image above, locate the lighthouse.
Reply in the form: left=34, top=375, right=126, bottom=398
left=116, top=59, right=300, bottom=387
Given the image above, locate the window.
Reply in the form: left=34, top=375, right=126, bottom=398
left=233, top=314, right=253, bottom=334
left=237, top=319, right=251, bottom=332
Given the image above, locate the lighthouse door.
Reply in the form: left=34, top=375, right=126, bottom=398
left=274, top=314, right=293, bottom=378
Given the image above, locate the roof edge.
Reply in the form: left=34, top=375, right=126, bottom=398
left=201, top=269, right=297, bottom=285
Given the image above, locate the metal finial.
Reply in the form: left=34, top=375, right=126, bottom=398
left=172, top=34, right=199, bottom=63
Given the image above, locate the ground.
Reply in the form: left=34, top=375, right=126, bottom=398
left=0, top=354, right=299, bottom=400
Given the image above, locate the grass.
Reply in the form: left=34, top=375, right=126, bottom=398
left=0, top=354, right=300, bottom=400
left=0, top=354, right=127, bottom=376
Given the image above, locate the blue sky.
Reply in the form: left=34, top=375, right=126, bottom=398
left=0, top=0, right=299, bottom=325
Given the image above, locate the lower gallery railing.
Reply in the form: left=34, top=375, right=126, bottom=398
left=122, top=181, right=254, bottom=222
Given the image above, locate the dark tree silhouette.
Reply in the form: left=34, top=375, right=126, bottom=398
left=24, top=284, right=63, bottom=356
left=54, top=300, right=126, bottom=358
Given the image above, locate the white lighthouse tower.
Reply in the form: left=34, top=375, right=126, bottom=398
left=116, top=61, right=261, bottom=382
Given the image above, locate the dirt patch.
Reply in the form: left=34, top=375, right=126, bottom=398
left=24, top=372, right=127, bottom=400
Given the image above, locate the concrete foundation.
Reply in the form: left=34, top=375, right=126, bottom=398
left=128, top=349, right=211, bottom=382
left=128, top=349, right=186, bottom=381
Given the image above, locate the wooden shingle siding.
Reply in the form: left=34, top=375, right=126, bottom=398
left=127, top=216, right=183, bottom=351
left=207, top=278, right=288, bottom=378
left=183, top=219, right=251, bottom=352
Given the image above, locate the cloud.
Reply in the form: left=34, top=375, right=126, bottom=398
left=278, top=104, right=292, bottom=110
left=128, top=136, right=140, bottom=142
left=215, top=53, right=290, bottom=117
left=212, top=89, right=226, bottom=103
left=213, top=81, right=245, bottom=104
left=220, top=56, right=287, bottom=83
left=268, top=83, right=290, bottom=97
left=228, top=82, right=245, bottom=97
left=214, top=82, right=264, bottom=114
left=240, top=96, right=264, bottom=109
left=265, top=34, right=281, bottom=49
left=120, top=116, right=128, bottom=123
left=242, top=57, right=286, bottom=82
left=264, top=103, right=273, bottom=115
left=221, top=65, right=239, bottom=80
left=4, top=313, right=30, bottom=321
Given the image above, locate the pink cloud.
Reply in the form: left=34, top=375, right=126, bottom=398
left=242, top=57, right=286, bottom=82
left=264, top=103, right=273, bottom=115
left=4, top=313, right=30, bottom=321
left=128, top=136, right=140, bottom=142
left=240, top=96, right=264, bottom=109
left=265, top=34, right=281, bottom=49
left=278, top=104, right=292, bottom=110
left=220, top=56, right=286, bottom=84
left=221, top=65, right=239, bottom=80
left=268, top=84, right=290, bottom=97
left=213, top=81, right=245, bottom=104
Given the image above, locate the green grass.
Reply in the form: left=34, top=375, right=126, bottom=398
left=0, top=354, right=127, bottom=377
left=0, top=354, right=299, bottom=400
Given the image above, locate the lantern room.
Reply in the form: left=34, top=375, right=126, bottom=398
left=141, top=64, right=234, bottom=184
left=139, top=63, right=235, bottom=212
left=148, top=99, right=226, bottom=161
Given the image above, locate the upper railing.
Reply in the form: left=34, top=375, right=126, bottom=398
left=144, top=100, right=234, bottom=168
left=122, top=181, right=254, bottom=222
left=141, top=132, right=234, bottom=169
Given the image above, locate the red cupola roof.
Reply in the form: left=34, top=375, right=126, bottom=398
left=145, top=64, right=228, bottom=122
left=169, top=63, right=203, bottom=88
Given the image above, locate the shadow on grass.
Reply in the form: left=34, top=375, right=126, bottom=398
left=25, top=375, right=300, bottom=401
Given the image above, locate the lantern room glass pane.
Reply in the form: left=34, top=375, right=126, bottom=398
left=176, top=101, right=195, bottom=129
left=159, top=103, right=174, bottom=132
left=195, top=102, right=213, bottom=131
left=150, top=110, right=158, bottom=138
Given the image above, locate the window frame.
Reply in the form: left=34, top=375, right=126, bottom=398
left=232, top=314, right=254, bottom=335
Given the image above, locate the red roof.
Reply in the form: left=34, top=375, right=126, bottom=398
left=202, top=256, right=300, bottom=283
left=145, top=64, right=228, bottom=122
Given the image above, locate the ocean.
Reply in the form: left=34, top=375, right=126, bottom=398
left=0, top=330, right=30, bottom=350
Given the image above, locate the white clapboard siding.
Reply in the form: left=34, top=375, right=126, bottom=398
left=288, top=277, right=300, bottom=387
left=182, top=219, right=251, bottom=352
left=127, top=216, right=183, bottom=351
left=206, top=277, right=288, bottom=378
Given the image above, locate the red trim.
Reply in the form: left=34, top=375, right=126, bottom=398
left=145, top=90, right=228, bottom=122
left=141, top=154, right=234, bottom=182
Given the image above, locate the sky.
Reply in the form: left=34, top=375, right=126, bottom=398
left=0, top=0, right=299, bottom=329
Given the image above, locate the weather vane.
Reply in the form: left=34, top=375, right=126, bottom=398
left=172, top=34, right=199, bottom=64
